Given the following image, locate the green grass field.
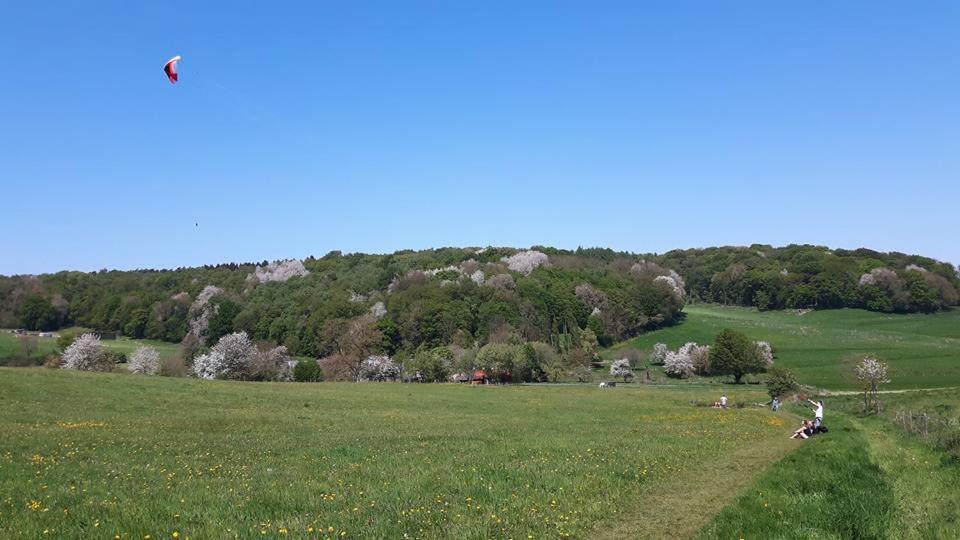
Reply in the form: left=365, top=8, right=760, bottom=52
left=615, top=305, right=960, bottom=390
left=0, top=369, right=791, bottom=539
left=0, top=331, right=180, bottom=366
left=3, top=307, right=960, bottom=538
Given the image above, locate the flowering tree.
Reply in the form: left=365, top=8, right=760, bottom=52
left=575, top=283, right=608, bottom=311
left=192, top=332, right=257, bottom=380
left=664, top=350, right=694, bottom=378
left=679, top=342, right=711, bottom=375
left=369, top=301, right=387, bottom=319
left=61, top=333, right=110, bottom=372
left=654, top=275, right=685, bottom=301
left=192, top=351, right=226, bottom=380
left=858, top=267, right=899, bottom=288
left=652, top=343, right=669, bottom=365
left=357, top=355, right=401, bottom=381
left=501, top=250, right=549, bottom=276
left=247, top=259, right=310, bottom=284
left=469, top=269, right=485, bottom=285
left=188, top=285, right=223, bottom=341
left=128, top=346, right=160, bottom=375
left=856, top=356, right=890, bottom=413
left=610, top=358, right=633, bottom=382
left=631, top=261, right=686, bottom=300
left=754, top=341, right=774, bottom=366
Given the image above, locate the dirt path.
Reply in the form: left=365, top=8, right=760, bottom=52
left=822, top=386, right=960, bottom=396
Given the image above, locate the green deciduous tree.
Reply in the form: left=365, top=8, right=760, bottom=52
left=710, top=328, right=767, bottom=383
left=765, top=365, right=799, bottom=399
left=293, top=358, right=323, bottom=382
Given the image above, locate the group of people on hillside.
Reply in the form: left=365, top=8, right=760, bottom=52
left=790, top=399, right=827, bottom=439
left=710, top=394, right=729, bottom=408
left=710, top=395, right=828, bottom=441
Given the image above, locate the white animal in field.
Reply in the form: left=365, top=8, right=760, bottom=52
left=599, top=382, right=617, bottom=389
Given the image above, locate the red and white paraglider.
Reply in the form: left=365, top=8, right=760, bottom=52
left=163, top=55, right=182, bottom=83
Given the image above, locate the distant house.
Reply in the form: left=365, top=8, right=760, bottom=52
left=471, top=370, right=488, bottom=385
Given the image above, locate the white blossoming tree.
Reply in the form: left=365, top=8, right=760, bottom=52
left=188, top=285, right=223, bottom=341
left=754, top=341, right=774, bottom=366
left=192, top=351, right=226, bottom=380
left=61, top=333, right=110, bottom=372
left=469, top=269, right=485, bottom=285
left=609, top=358, right=633, bottom=382
left=370, top=301, right=387, bottom=319
left=664, top=350, right=694, bottom=378
left=651, top=343, right=669, bottom=365
left=193, top=332, right=257, bottom=380
left=654, top=275, right=685, bottom=301
left=575, top=283, right=608, bottom=311
left=679, top=343, right=710, bottom=375
left=856, top=356, right=890, bottom=413
left=247, top=259, right=310, bottom=284
left=357, top=355, right=401, bottom=382
left=501, top=250, right=549, bottom=276
left=630, top=262, right=686, bottom=298
left=858, top=267, right=899, bottom=288
left=128, top=346, right=160, bottom=375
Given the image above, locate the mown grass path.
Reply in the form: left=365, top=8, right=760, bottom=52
left=595, top=411, right=802, bottom=539
left=699, top=407, right=960, bottom=539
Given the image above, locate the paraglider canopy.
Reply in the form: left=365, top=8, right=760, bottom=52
left=163, top=55, right=182, bottom=83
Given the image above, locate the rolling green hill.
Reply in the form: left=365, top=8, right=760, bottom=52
left=615, top=305, right=960, bottom=390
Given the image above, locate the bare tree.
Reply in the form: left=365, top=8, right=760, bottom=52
left=333, top=314, right=384, bottom=380
left=18, top=335, right=38, bottom=359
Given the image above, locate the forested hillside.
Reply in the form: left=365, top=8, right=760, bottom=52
left=1, top=245, right=957, bottom=357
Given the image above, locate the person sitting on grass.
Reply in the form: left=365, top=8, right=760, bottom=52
left=790, top=420, right=815, bottom=439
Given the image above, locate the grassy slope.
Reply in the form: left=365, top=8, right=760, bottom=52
left=615, top=305, right=960, bottom=390
left=0, top=331, right=179, bottom=364
left=0, top=368, right=791, bottom=539
left=699, top=404, right=960, bottom=539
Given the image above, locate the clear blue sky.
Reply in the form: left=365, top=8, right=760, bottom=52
left=2, top=1, right=958, bottom=275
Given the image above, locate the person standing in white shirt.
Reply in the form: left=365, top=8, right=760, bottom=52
left=720, top=395, right=728, bottom=408
left=808, top=399, right=824, bottom=427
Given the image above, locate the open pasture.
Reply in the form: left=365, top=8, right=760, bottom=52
left=0, top=368, right=789, bottom=539
left=617, top=305, right=960, bottom=390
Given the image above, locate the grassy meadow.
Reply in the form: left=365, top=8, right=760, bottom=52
left=0, top=368, right=791, bottom=539
left=0, top=331, right=180, bottom=367
left=615, top=305, right=960, bottom=390
left=3, top=306, right=960, bottom=538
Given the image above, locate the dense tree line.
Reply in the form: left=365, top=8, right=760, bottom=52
left=0, top=248, right=684, bottom=357
left=1, top=245, right=956, bottom=360
left=659, top=245, right=959, bottom=313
